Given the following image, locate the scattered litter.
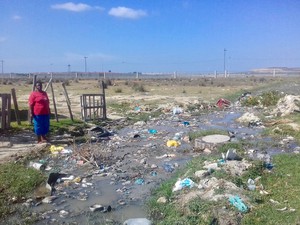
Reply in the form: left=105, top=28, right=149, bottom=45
left=156, top=153, right=176, bottom=159
left=150, top=171, right=157, bottom=176
left=218, top=159, right=226, bottom=165
left=166, top=140, right=180, bottom=147
left=42, top=196, right=57, bottom=204
left=216, top=98, right=231, bottom=108
left=172, top=178, right=195, bottom=192
left=276, top=207, right=287, bottom=211
left=259, top=190, right=270, bottom=195
left=29, top=161, right=46, bottom=171
left=229, top=196, right=248, bottom=213
left=46, top=172, right=69, bottom=196
left=59, top=210, right=69, bottom=218
left=238, top=92, right=252, bottom=101
left=163, top=163, right=174, bottom=173
left=247, top=179, right=256, bottom=191
left=237, top=112, right=260, bottom=124
left=90, top=204, right=103, bottom=212
left=50, top=145, right=65, bottom=154
left=173, top=107, right=183, bottom=115
left=272, top=95, right=300, bottom=117
left=134, top=106, right=141, bottom=112
left=248, top=120, right=263, bottom=128
left=148, top=129, right=157, bottom=134
left=135, top=178, right=145, bottom=185
left=118, top=199, right=126, bottom=205
left=172, top=132, right=183, bottom=141
left=269, top=199, right=280, bottom=204
left=264, top=162, right=274, bottom=170
left=183, top=121, right=190, bottom=126
left=90, top=204, right=112, bottom=213
left=222, top=148, right=242, bottom=160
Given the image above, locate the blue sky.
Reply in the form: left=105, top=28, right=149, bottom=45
left=1, top=0, right=300, bottom=73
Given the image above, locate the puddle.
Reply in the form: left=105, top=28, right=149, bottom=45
left=5, top=109, right=299, bottom=224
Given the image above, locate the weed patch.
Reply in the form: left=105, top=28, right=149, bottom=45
left=0, top=162, right=45, bottom=219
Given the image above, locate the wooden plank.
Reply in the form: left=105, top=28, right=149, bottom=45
left=7, top=94, right=11, bottom=128
left=1, top=95, right=6, bottom=129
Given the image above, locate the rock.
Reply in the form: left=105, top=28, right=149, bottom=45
left=203, top=148, right=212, bottom=154
left=237, top=112, right=260, bottom=124
left=203, top=162, right=219, bottom=171
left=42, top=196, right=57, bottom=204
left=157, top=196, right=167, bottom=204
left=202, top=134, right=230, bottom=144
left=225, top=149, right=239, bottom=160
left=194, top=170, right=209, bottom=179
left=123, top=218, right=152, bottom=225
left=134, top=121, right=147, bottom=127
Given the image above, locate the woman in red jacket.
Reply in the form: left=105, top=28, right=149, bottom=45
left=28, top=80, right=51, bottom=143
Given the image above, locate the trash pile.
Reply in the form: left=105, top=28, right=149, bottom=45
left=272, top=94, right=300, bottom=117
left=17, top=94, right=300, bottom=225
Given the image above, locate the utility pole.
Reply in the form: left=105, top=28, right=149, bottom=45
left=1, top=60, right=4, bottom=75
left=84, top=56, right=88, bottom=73
left=223, top=48, right=227, bottom=78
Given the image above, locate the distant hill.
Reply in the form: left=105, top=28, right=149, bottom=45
left=251, top=67, right=300, bottom=74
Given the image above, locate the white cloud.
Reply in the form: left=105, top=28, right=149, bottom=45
left=12, top=15, right=22, bottom=20
left=108, top=7, right=147, bottom=19
left=51, top=2, right=92, bottom=12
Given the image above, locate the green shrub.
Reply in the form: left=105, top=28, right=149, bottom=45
left=132, top=83, right=146, bottom=92
left=114, top=88, right=122, bottom=93
left=260, top=90, right=280, bottom=107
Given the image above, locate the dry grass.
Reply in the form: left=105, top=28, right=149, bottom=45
left=1, top=76, right=299, bottom=119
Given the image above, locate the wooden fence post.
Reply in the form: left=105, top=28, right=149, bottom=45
left=50, top=81, right=59, bottom=122
left=11, top=88, right=21, bottom=125
left=62, top=82, right=73, bottom=121
left=101, top=81, right=107, bottom=119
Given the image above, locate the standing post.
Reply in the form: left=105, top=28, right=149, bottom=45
left=11, top=88, right=21, bottom=125
left=1, top=60, right=3, bottom=75
left=44, top=77, right=53, bottom=92
left=50, top=82, right=59, bottom=122
left=224, top=48, right=227, bottom=78
left=101, top=81, right=107, bottom=119
left=84, top=56, right=88, bottom=73
left=62, top=82, right=73, bottom=121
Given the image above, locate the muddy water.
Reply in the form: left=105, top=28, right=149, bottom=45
left=6, top=109, right=297, bottom=225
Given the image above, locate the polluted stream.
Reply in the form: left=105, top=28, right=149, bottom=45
left=5, top=108, right=296, bottom=225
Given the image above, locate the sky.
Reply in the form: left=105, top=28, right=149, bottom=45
left=1, top=0, right=300, bottom=74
